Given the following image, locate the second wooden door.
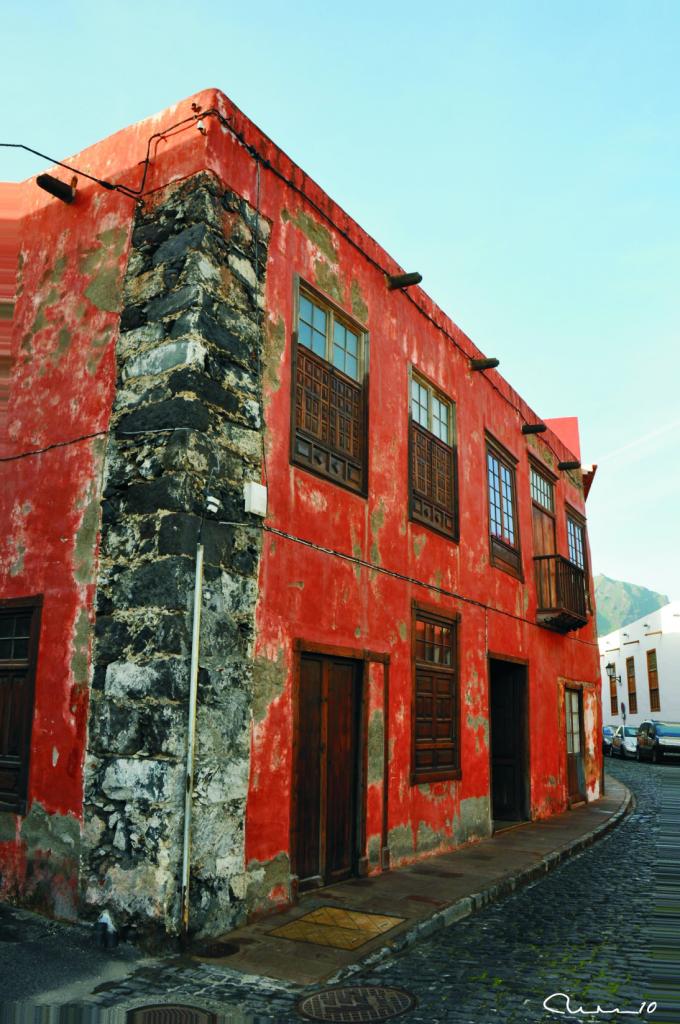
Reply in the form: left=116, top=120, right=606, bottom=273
left=294, top=654, right=361, bottom=890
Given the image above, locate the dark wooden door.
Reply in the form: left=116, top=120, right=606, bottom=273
left=565, top=688, right=586, bottom=803
left=294, top=654, right=360, bottom=889
left=490, top=660, right=527, bottom=822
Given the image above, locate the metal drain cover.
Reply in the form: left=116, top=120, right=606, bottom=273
left=127, top=1005, right=215, bottom=1024
left=297, top=986, right=415, bottom=1022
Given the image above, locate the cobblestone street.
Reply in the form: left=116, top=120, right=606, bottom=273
left=2, top=761, right=676, bottom=1023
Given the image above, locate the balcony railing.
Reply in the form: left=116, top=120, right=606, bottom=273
left=534, top=555, right=589, bottom=633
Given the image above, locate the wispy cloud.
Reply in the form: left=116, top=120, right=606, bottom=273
left=597, top=417, right=680, bottom=463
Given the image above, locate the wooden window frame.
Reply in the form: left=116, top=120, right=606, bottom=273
left=609, top=675, right=618, bottom=717
left=566, top=505, right=588, bottom=573
left=529, top=462, right=555, bottom=514
left=0, top=596, right=42, bottom=815
left=290, top=277, right=369, bottom=497
left=647, top=649, right=661, bottom=712
left=411, top=602, right=461, bottom=785
left=486, top=435, right=523, bottom=580
left=565, top=504, right=591, bottom=613
left=625, top=656, right=638, bottom=715
left=408, top=369, right=459, bottom=541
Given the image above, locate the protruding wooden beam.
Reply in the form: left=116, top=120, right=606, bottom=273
left=386, top=272, right=422, bottom=290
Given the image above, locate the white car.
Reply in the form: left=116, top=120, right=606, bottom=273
left=611, top=725, right=638, bottom=758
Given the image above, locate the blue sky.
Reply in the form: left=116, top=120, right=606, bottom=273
left=3, top=1, right=679, bottom=598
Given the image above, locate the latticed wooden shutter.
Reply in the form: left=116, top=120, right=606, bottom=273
left=293, top=346, right=365, bottom=494
left=410, top=422, right=455, bottom=537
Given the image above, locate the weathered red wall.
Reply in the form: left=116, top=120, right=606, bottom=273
left=0, top=88, right=601, bottom=919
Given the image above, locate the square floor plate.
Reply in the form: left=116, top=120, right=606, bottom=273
left=270, top=906, right=404, bottom=950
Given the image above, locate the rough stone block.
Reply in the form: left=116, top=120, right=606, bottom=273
left=116, top=398, right=210, bottom=435
left=104, top=658, right=189, bottom=701
left=100, top=758, right=183, bottom=805
left=122, top=340, right=207, bottom=381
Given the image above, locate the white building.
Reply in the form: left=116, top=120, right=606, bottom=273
left=599, top=601, right=680, bottom=728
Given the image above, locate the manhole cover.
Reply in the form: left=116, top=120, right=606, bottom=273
left=127, top=1006, right=215, bottom=1024
left=297, top=986, right=415, bottom=1022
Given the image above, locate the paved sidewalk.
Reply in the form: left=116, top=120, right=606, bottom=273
left=195, top=776, right=631, bottom=986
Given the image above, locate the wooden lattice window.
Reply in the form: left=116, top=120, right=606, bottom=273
left=291, top=284, right=368, bottom=495
left=626, top=656, right=638, bottom=715
left=409, top=374, right=457, bottom=539
left=0, top=599, right=41, bottom=814
left=412, top=608, right=459, bottom=783
left=647, top=649, right=661, bottom=712
left=486, top=438, right=522, bottom=577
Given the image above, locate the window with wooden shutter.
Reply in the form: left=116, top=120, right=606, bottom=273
left=412, top=608, right=459, bottom=783
left=291, top=283, right=368, bottom=495
left=647, top=649, right=661, bottom=712
left=0, top=599, right=41, bottom=814
left=486, top=437, right=522, bottom=577
left=625, top=656, right=638, bottom=714
left=409, top=374, right=457, bottom=539
left=609, top=676, right=618, bottom=717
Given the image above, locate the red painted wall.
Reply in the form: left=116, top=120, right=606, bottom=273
left=0, top=88, right=601, bottom=917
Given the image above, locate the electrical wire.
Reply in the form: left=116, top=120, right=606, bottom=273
left=0, top=429, right=108, bottom=462
left=263, top=524, right=599, bottom=649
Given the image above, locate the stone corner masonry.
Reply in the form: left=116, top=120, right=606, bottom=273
left=83, top=171, right=270, bottom=941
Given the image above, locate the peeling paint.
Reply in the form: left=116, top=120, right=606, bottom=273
left=284, top=209, right=338, bottom=263
left=314, top=259, right=344, bottom=304
left=350, top=279, right=368, bottom=322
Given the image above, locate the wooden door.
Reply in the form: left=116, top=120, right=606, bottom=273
left=294, top=654, right=360, bottom=889
left=532, top=504, right=556, bottom=607
left=565, top=688, right=586, bottom=803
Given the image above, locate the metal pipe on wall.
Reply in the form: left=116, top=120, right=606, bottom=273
left=180, top=535, right=205, bottom=940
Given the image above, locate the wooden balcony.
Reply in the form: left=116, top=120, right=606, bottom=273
left=534, top=555, right=589, bottom=633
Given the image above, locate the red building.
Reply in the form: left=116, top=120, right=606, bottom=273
left=0, top=89, right=601, bottom=941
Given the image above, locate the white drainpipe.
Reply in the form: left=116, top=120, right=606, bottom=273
left=180, top=526, right=206, bottom=941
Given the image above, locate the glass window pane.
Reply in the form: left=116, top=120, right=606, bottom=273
left=12, top=638, right=28, bottom=660
left=312, top=303, right=327, bottom=332
left=346, top=331, right=358, bottom=356
left=299, top=295, right=313, bottom=324
left=333, top=344, right=345, bottom=372
left=0, top=618, right=12, bottom=639
left=346, top=355, right=358, bottom=379
left=298, top=321, right=313, bottom=348
left=311, top=329, right=326, bottom=358
left=0, top=639, right=11, bottom=659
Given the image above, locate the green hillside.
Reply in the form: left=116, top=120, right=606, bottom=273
left=594, top=574, right=669, bottom=636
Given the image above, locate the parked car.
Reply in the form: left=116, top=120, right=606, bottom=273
left=603, top=725, right=615, bottom=757
left=637, top=721, right=680, bottom=763
left=611, top=725, right=638, bottom=758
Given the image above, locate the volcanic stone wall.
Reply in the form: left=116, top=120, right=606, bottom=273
left=82, top=171, right=269, bottom=941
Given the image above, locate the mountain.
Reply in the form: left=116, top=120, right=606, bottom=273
left=594, top=575, right=669, bottom=636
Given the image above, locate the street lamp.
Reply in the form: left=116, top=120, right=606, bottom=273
left=605, top=662, right=621, bottom=686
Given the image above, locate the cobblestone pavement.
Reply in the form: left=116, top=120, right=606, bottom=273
left=4, top=761, right=676, bottom=1023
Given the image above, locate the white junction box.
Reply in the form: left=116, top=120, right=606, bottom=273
left=243, top=481, right=268, bottom=517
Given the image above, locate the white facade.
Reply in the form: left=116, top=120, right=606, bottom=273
left=599, top=601, right=680, bottom=728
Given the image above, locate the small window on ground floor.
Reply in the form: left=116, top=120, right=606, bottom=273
left=0, top=598, right=42, bottom=814
left=412, top=608, right=459, bottom=783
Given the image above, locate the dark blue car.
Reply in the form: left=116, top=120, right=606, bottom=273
left=603, top=725, right=615, bottom=757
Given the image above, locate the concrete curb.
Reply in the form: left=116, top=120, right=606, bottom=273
left=326, top=780, right=634, bottom=987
